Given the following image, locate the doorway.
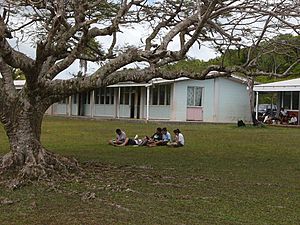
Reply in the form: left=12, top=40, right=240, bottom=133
left=129, top=88, right=141, bottom=119
left=130, top=92, right=135, bottom=118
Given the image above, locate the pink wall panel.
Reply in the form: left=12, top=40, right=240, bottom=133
left=186, top=107, right=203, bottom=121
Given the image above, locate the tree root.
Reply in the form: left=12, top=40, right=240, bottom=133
left=0, top=148, right=82, bottom=188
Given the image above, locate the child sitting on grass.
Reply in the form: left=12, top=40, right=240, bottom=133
left=167, top=129, right=184, bottom=147
left=108, top=128, right=126, bottom=145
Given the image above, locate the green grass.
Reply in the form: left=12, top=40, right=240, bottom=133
left=1, top=116, right=300, bottom=225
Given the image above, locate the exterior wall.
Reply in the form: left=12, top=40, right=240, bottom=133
left=171, top=79, right=215, bottom=122
left=93, top=89, right=116, bottom=118
left=119, top=105, right=131, bottom=118
left=217, top=78, right=251, bottom=122
left=143, top=105, right=171, bottom=119
left=170, top=81, right=188, bottom=121
left=71, top=104, right=78, bottom=116
left=94, top=105, right=115, bottom=117
left=140, top=86, right=171, bottom=120
left=202, top=79, right=215, bottom=122
left=186, top=107, right=203, bottom=120
left=52, top=103, right=68, bottom=115
left=45, top=78, right=251, bottom=123
left=45, top=106, right=53, bottom=115
left=83, top=104, right=91, bottom=116
left=140, top=88, right=146, bottom=119
left=170, top=78, right=250, bottom=123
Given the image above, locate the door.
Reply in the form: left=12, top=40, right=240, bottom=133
left=130, top=92, right=135, bottom=118
left=187, top=107, right=203, bottom=121
left=186, top=86, right=203, bottom=121
left=129, top=88, right=142, bottom=119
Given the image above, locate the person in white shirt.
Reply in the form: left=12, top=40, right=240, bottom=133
left=108, top=128, right=126, bottom=145
left=279, top=107, right=288, bottom=124
left=289, top=114, right=298, bottom=125
left=168, top=129, right=184, bottom=147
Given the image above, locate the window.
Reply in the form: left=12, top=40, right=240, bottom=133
left=151, top=85, right=171, bottom=105
left=124, top=92, right=129, bottom=105
left=159, top=86, right=166, bottom=105
left=187, top=87, right=194, bottom=106
left=94, top=89, right=100, bottom=104
left=82, top=93, right=87, bottom=104
left=73, top=94, right=77, bottom=104
left=282, top=92, right=291, bottom=109
left=82, top=92, right=90, bottom=104
left=166, top=85, right=171, bottom=105
left=59, top=98, right=68, bottom=104
left=105, top=89, right=110, bottom=104
left=292, top=92, right=299, bottom=110
left=152, top=88, right=158, bottom=105
left=187, top=86, right=202, bottom=107
left=94, top=88, right=114, bottom=105
left=110, top=88, right=114, bottom=104
left=120, top=87, right=130, bottom=105
left=281, top=91, right=300, bottom=110
left=100, top=88, right=105, bottom=104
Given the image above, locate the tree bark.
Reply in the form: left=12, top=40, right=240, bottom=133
left=247, top=77, right=256, bottom=125
left=0, top=102, right=79, bottom=183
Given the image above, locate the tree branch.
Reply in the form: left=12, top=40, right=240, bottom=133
left=0, top=56, right=16, bottom=98
left=145, top=0, right=183, bottom=51
left=44, top=48, right=143, bottom=98
left=0, top=23, right=35, bottom=75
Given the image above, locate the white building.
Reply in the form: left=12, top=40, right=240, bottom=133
left=254, top=78, right=300, bottom=124
left=47, top=76, right=251, bottom=123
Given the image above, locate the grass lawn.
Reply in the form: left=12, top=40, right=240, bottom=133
left=1, top=116, right=300, bottom=225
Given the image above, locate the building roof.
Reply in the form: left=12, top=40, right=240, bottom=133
left=253, top=78, right=300, bottom=92
left=12, top=74, right=248, bottom=90
left=107, top=77, right=189, bottom=88
left=108, top=74, right=248, bottom=88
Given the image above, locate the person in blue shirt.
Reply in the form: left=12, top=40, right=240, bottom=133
left=148, top=127, right=171, bottom=146
left=161, top=127, right=171, bottom=144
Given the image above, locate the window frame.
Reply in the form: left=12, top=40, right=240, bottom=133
left=187, top=86, right=203, bottom=107
left=150, top=84, right=171, bottom=106
left=281, top=91, right=300, bottom=110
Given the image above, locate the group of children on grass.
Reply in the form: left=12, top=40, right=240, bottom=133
left=108, top=127, right=184, bottom=147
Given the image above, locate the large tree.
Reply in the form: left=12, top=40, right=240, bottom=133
left=0, top=0, right=299, bottom=181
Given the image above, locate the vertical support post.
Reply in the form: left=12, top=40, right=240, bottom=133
left=146, top=86, right=150, bottom=122
left=255, top=91, right=259, bottom=120
left=76, top=93, right=79, bottom=116
left=298, top=91, right=300, bottom=125
left=290, top=91, right=293, bottom=111
left=68, top=96, right=72, bottom=117
left=118, top=87, right=121, bottom=119
left=113, top=88, right=117, bottom=118
left=90, top=90, right=94, bottom=118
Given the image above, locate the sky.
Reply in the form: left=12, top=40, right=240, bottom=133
left=85, top=24, right=217, bottom=75
left=7, top=24, right=217, bottom=79
left=3, top=0, right=298, bottom=80
left=4, top=1, right=218, bottom=80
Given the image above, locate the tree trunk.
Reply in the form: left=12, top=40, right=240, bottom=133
left=0, top=105, right=79, bottom=183
left=247, top=77, right=257, bottom=125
